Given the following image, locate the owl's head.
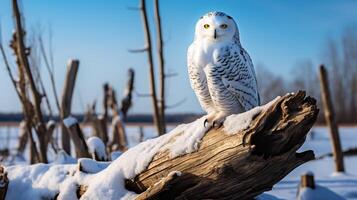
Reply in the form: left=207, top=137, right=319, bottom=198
left=195, top=11, right=239, bottom=43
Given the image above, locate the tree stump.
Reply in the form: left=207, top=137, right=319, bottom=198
left=124, top=91, right=318, bottom=199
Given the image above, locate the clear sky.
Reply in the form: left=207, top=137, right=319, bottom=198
left=0, top=0, right=357, bottom=114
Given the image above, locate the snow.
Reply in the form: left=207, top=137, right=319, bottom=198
left=52, top=150, right=77, bottom=164
left=5, top=163, right=75, bottom=199
left=63, top=116, right=78, bottom=128
left=77, top=158, right=110, bottom=174
left=298, top=185, right=345, bottom=200
left=256, top=193, right=283, bottom=200
left=86, top=137, right=107, bottom=161
left=223, top=96, right=280, bottom=135
left=110, top=151, right=122, bottom=161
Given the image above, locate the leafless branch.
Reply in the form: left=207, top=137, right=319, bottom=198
left=128, top=46, right=148, bottom=53
left=134, top=89, right=151, bottom=98
left=164, top=72, right=178, bottom=78
left=38, top=34, right=61, bottom=113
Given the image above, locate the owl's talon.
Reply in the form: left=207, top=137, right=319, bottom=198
left=212, top=121, right=223, bottom=129
left=204, top=119, right=209, bottom=128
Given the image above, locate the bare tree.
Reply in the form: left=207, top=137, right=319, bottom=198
left=135, top=0, right=163, bottom=135
left=153, top=0, right=166, bottom=134
left=11, top=0, right=48, bottom=163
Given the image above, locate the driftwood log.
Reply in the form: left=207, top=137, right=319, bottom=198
left=123, top=91, right=318, bottom=199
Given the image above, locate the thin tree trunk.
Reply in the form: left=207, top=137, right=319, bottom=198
left=12, top=0, right=48, bottom=163
left=153, top=0, right=166, bottom=134
left=139, top=0, right=163, bottom=136
left=60, top=59, right=79, bottom=154
left=319, top=65, right=345, bottom=172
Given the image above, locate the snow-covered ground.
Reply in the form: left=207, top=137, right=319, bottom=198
left=265, top=126, right=357, bottom=200
left=1, top=125, right=357, bottom=199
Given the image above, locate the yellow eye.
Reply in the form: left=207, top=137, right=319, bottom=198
left=203, top=24, right=210, bottom=29
left=220, top=24, right=228, bottom=29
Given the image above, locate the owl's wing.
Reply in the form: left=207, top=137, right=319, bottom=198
left=187, top=43, right=215, bottom=113
left=217, top=44, right=260, bottom=110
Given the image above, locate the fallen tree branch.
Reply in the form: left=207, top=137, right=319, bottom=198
left=125, top=91, right=318, bottom=199
left=2, top=92, right=318, bottom=200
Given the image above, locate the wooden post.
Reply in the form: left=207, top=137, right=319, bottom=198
left=97, top=115, right=108, bottom=145
left=60, top=59, right=79, bottom=154
left=63, top=116, right=90, bottom=158
left=300, top=172, right=315, bottom=189
left=319, top=65, right=345, bottom=172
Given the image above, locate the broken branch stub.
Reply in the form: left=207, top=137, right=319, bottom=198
left=125, top=91, right=318, bottom=199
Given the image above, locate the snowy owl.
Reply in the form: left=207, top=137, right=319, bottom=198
left=187, top=11, right=260, bottom=128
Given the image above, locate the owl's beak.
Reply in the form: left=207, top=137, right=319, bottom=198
left=214, top=29, right=217, bottom=39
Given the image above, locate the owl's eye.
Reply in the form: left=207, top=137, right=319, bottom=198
left=220, top=24, right=228, bottom=29
left=203, top=24, right=210, bottom=29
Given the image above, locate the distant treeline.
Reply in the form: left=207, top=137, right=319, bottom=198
left=257, top=27, right=357, bottom=124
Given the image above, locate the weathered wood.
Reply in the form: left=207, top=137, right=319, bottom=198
left=300, top=173, right=315, bottom=189
left=123, top=91, right=318, bottom=199
left=110, top=116, right=128, bottom=152
left=135, top=171, right=180, bottom=200
left=64, top=119, right=90, bottom=158
left=0, top=166, right=8, bottom=200
left=319, top=65, right=345, bottom=172
left=60, top=59, right=79, bottom=154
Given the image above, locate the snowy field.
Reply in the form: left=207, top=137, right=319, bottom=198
left=0, top=125, right=357, bottom=199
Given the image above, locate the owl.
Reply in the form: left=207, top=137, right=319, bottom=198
left=187, top=11, right=260, bottom=128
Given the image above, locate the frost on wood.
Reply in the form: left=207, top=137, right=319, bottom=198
left=1, top=92, right=318, bottom=200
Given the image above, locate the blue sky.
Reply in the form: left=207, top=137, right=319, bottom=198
left=0, top=0, right=357, bottom=114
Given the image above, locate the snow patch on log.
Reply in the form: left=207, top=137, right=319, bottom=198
left=224, top=96, right=280, bottom=135
left=63, top=116, right=78, bottom=127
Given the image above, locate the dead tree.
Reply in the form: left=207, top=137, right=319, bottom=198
left=136, top=0, right=163, bottom=136
left=108, top=87, right=127, bottom=151
left=153, top=0, right=166, bottom=134
left=319, top=65, right=345, bottom=172
left=11, top=0, right=48, bottom=163
left=108, top=69, right=134, bottom=151
left=60, top=59, right=80, bottom=154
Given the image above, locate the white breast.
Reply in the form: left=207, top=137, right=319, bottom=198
left=193, top=41, right=230, bottom=69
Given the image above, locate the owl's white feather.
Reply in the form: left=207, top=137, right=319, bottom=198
left=188, top=11, right=259, bottom=126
